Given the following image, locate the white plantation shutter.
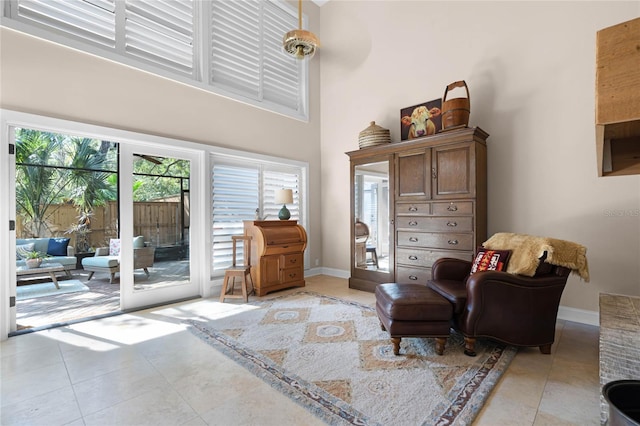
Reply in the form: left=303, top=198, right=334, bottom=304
left=211, top=161, right=259, bottom=272
left=363, top=182, right=378, bottom=246
left=210, top=0, right=302, bottom=112
left=211, top=154, right=305, bottom=277
left=6, top=0, right=308, bottom=118
left=263, top=169, right=300, bottom=220
left=10, top=0, right=195, bottom=76
left=13, top=0, right=116, bottom=47
left=262, top=3, right=299, bottom=110
left=210, top=0, right=261, bottom=98
left=124, top=0, right=195, bottom=75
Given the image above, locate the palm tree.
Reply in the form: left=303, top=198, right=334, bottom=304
left=64, top=138, right=117, bottom=252
left=15, top=130, right=66, bottom=237
left=15, top=130, right=117, bottom=249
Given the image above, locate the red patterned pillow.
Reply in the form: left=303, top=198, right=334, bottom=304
left=470, top=248, right=511, bottom=275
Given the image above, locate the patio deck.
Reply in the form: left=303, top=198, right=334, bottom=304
left=15, top=260, right=189, bottom=331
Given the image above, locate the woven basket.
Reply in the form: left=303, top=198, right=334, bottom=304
left=358, top=121, right=391, bottom=149
left=442, top=80, right=470, bottom=131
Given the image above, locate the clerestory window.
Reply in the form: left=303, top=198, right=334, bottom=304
left=2, top=0, right=309, bottom=120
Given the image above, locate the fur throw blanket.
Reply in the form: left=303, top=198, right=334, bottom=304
left=483, top=232, right=589, bottom=282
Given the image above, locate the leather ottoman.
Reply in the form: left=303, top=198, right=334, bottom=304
left=375, top=283, right=453, bottom=355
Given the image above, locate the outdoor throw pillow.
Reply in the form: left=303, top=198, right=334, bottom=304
left=16, top=243, right=35, bottom=260
left=109, top=238, right=121, bottom=256
left=470, top=248, right=511, bottom=275
left=47, top=237, right=70, bottom=256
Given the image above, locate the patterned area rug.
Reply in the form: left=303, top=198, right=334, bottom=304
left=16, top=279, right=89, bottom=300
left=188, top=291, right=517, bottom=426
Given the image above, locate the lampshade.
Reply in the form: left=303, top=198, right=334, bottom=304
left=283, top=0, right=320, bottom=60
left=275, top=189, right=293, bottom=205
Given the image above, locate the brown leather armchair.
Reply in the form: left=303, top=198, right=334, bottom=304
left=427, top=254, right=570, bottom=356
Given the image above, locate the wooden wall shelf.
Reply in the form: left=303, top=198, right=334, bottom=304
left=595, top=17, right=640, bottom=177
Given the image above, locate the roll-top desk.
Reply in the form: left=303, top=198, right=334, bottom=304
left=244, top=220, right=307, bottom=296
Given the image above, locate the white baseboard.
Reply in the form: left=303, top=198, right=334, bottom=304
left=304, top=267, right=324, bottom=277
left=307, top=267, right=349, bottom=279
left=558, top=305, right=599, bottom=326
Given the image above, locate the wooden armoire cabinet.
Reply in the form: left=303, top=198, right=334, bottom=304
left=244, top=220, right=307, bottom=296
left=346, top=127, right=488, bottom=292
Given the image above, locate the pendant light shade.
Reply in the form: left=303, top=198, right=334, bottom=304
left=283, top=0, right=320, bottom=59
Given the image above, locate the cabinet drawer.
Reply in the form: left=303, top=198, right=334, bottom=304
left=263, top=242, right=305, bottom=256
left=397, top=231, right=473, bottom=251
left=395, top=266, right=431, bottom=284
left=396, top=202, right=430, bottom=216
left=396, top=216, right=473, bottom=232
left=431, top=201, right=473, bottom=216
left=397, top=247, right=472, bottom=268
left=282, top=253, right=303, bottom=268
left=281, top=267, right=303, bottom=284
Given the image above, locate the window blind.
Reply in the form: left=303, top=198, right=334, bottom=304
left=363, top=182, right=378, bottom=246
left=124, top=0, right=195, bottom=75
left=210, top=0, right=301, bottom=112
left=211, top=161, right=259, bottom=271
left=263, top=169, right=300, bottom=220
left=210, top=0, right=261, bottom=98
left=211, top=155, right=304, bottom=276
left=6, top=0, right=308, bottom=119
left=262, top=3, right=300, bottom=110
left=13, top=0, right=116, bottom=47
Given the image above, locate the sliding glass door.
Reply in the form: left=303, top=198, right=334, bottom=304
left=117, top=145, right=201, bottom=311
left=1, top=111, right=209, bottom=337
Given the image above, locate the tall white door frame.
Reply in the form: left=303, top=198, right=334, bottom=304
left=0, top=110, right=212, bottom=340
left=119, top=143, right=204, bottom=311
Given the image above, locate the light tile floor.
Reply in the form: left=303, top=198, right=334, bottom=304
left=1, top=275, right=601, bottom=425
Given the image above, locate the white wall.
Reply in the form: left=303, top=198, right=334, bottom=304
left=319, top=1, right=640, bottom=313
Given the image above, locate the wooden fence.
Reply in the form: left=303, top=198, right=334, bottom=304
left=16, top=201, right=185, bottom=251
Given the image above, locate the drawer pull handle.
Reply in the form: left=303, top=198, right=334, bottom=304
left=409, top=221, right=418, bottom=226
left=409, top=255, right=418, bottom=260
left=447, top=221, right=457, bottom=227
left=282, top=245, right=289, bottom=248
left=288, top=273, right=297, bottom=278
left=409, top=275, right=418, bottom=281
left=448, top=239, right=459, bottom=245
left=289, top=259, right=297, bottom=263
left=408, top=206, right=418, bottom=212
left=409, top=237, right=418, bottom=242
left=447, top=203, right=458, bottom=212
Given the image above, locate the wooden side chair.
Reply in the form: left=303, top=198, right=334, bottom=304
left=220, top=235, right=254, bottom=303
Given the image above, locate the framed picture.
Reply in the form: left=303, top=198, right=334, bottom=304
left=400, top=98, right=442, bottom=141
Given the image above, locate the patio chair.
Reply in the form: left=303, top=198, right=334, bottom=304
left=82, top=237, right=155, bottom=284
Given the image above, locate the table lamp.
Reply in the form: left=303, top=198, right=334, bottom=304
left=275, top=189, right=293, bottom=220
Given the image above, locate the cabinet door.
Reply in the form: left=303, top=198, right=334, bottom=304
left=432, top=143, right=475, bottom=199
left=397, top=149, right=431, bottom=199
left=261, top=256, right=282, bottom=287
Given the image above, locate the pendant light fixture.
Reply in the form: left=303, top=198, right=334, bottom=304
left=283, top=0, right=320, bottom=60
